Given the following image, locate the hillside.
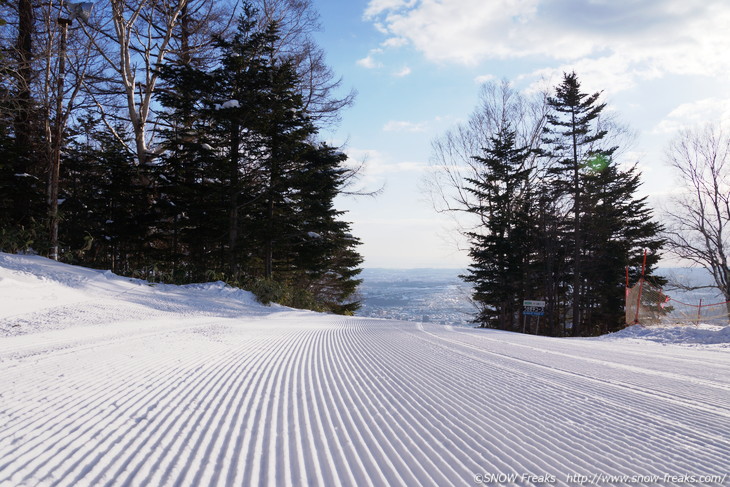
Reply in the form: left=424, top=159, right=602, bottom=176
left=1, top=253, right=729, bottom=486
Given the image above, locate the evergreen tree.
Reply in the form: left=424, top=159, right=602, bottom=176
left=154, top=60, right=227, bottom=282
left=0, top=1, right=362, bottom=313
left=540, top=72, right=665, bottom=335
left=532, top=185, right=571, bottom=336
left=462, top=125, right=533, bottom=330
left=153, top=8, right=362, bottom=312
left=255, top=59, right=320, bottom=281
left=154, top=8, right=279, bottom=281
left=541, top=71, right=616, bottom=336
left=458, top=73, right=665, bottom=336
left=580, top=160, right=665, bottom=334
left=285, top=143, right=363, bottom=313
left=61, top=118, right=153, bottom=275
left=0, top=0, right=47, bottom=252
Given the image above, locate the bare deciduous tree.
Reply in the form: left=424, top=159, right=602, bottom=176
left=81, top=0, right=229, bottom=167
left=425, top=79, right=549, bottom=237
left=81, top=0, right=190, bottom=166
left=0, top=0, right=99, bottom=235
left=426, top=78, right=635, bottom=235
left=664, top=124, right=730, bottom=316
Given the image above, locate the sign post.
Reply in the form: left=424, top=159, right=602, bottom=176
left=523, top=300, right=546, bottom=316
left=523, top=300, right=545, bottom=334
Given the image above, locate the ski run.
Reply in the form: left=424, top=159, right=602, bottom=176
left=1, top=253, right=729, bottom=487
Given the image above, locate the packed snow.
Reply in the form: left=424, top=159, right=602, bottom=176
left=1, top=253, right=729, bottom=486
left=601, top=324, right=730, bottom=347
left=214, top=100, right=241, bottom=110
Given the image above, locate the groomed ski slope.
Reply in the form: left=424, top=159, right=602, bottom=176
left=1, top=254, right=729, bottom=487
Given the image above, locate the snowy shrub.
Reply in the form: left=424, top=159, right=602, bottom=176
left=250, top=278, right=285, bottom=305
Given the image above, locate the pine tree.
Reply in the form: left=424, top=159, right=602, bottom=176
left=580, top=160, right=665, bottom=334
left=462, top=125, right=533, bottom=330
left=61, top=117, right=152, bottom=275
left=542, top=71, right=617, bottom=336
left=153, top=8, right=363, bottom=312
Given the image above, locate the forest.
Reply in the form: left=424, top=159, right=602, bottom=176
left=2, top=1, right=728, bottom=331
left=429, top=75, right=668, bottom=337
left=0, top=0, right=363, bottom=314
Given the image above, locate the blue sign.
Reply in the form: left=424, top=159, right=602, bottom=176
left=523, top=300, right=545, bottom=316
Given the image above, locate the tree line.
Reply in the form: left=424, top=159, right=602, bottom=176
left=430, top=74, right=666, bottom=336
left=0, top=0, right=363, bottom=314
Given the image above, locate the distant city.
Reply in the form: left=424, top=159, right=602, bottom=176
left=355, top=267, right=725, bottom=327
left=355, top=268, right=476, bottom=326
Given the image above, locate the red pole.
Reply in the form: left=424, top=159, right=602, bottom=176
left=634, top=250, right=647, bottom=325
left=625, top=266, right=631, bottom=325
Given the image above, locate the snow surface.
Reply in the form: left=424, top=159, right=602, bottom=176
left=1, top=253, right=729, bottom=486
left=214, top=100, right=240, bottom=110
left=601, top=324, right=730, bottom=347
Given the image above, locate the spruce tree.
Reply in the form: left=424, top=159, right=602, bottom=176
left=580, top=161, right=665, bottom=334
left=286, top=143, right=363, bottom=313
left=154, top=8, right=280, bottom=281
left=61, top=118, right=152, bottom=275
left=541, top=72, right=664, bottom=335
left=153, top=8, right=363, bottom=312
left=0, top=1, right=47, bottom=252
left=531, top=185, right=571, bottom=336
left=462, top=125, right=533, bottom=330
left=154, top=60, right=226, bottom=281
left=542, top=71, right=616, bottom=336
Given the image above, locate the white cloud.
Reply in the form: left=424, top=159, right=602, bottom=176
left=363, top=0, right=730, bottom=91
left=383, top=120, right=427, bottom=132
left=653, top=98, right=730, bottom=134
left=356, top=50, right=384, bottom=69
left=519, top=52, right=660, bottom=96
left=474, top=74, right=496, bottom=85
left=385, top=161, right=430, bottom=173
left=344, top=148, right=429, bottom=185
left=393, top=66, right=412, bottom=77
left=382, top=37, right=408, bottom=48
left=364, top=0, right=418, bottom=19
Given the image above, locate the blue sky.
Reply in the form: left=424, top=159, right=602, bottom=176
left=310, top=0, right=730, bottom=268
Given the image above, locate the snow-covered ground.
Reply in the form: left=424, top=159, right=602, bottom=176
left=1, top=253, right=729, bottom=487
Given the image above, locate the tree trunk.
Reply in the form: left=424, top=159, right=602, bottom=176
left=13, top=0, right=35, bottom=225
left=571, top=109, right=582, bottom=336
left=265, top=190, right=274, bottom=280
left=228, top=121, right=240, bottom=278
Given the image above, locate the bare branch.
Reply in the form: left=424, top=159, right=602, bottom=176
left=424, top=79, right=547, bottom=236
left=663, top=123, right=730, bottom=311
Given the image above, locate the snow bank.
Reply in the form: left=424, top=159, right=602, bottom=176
left=599, top=323, right=730, bottom=347
left=0, top=252, right=271, bottom=337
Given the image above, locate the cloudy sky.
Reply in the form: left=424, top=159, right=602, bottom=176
left=312, top=0, right=730, bottom=268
